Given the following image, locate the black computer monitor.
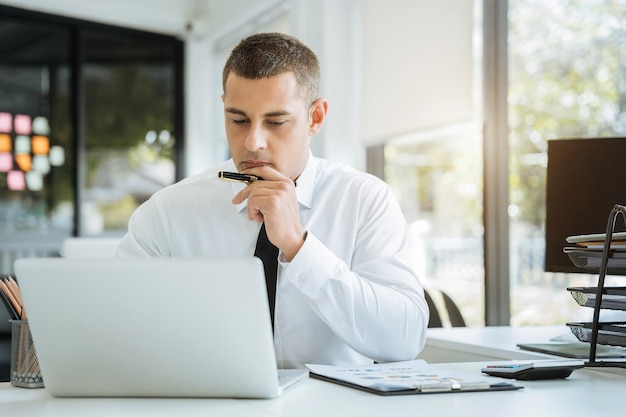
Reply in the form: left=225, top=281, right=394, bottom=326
left=545, top=137, right=626, bottom=273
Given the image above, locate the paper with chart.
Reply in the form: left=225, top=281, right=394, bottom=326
left=306, top=359, right=491, bottom=392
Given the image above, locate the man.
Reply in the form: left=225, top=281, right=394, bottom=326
left=117, top=32, right=428, bottom=368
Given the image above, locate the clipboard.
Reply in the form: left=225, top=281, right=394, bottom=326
left=306, top=360, right=522, bottom=396
left=309, top=372, right=522, bottom=396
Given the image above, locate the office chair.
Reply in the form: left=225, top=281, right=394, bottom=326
left=440, top=290, right=466, bottom=327
left=424, top=290, right=443, bottom=328
left=424, top=289, right=466, bottom=328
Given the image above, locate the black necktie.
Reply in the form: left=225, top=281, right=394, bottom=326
left=254, top=222, right=278, bottom=329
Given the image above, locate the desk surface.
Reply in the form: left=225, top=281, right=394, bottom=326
left=420, top=325, right=583, bottom=362
left=1, top=361, right=625, bottom=417
left=3, top=326, right=625, bottom=416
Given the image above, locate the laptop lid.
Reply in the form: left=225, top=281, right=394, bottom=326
left=14, top=257, right=305, bottom=398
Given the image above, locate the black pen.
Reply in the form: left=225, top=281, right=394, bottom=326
left=218, top=171, right=264, bottom=183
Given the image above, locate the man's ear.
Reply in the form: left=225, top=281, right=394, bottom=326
left=308, top=98, right=328, bottom=137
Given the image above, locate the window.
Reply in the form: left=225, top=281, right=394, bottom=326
left=81, top=28, right=182, bottom=235
left=0, top=6, right=183, bottom=273
left=508, top=0, right=626, bottom=325
left=379, top=1, right=483, bottom=326
left=384, top=1, right=626, bottom=327
left=384, top=124, right=484, bottom=326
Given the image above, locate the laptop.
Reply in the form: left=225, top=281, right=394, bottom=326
left=13, top=257, right=308, bottom=398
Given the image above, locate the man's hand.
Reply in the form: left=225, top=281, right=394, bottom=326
left=231, top=166, right=305, bottom=261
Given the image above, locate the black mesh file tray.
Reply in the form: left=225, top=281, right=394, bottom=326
left=565, top=204, right=626, bottom=368
left=566, top=321, right=626, bottom=348
left=567, top=287, right=626, bottom=311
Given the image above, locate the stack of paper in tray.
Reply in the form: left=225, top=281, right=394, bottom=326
left=564, top=231, right=626, bottom=273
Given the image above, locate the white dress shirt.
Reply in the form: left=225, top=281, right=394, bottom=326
left=116, top=154, right=428, bottom=368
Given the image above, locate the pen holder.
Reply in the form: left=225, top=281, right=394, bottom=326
left=9, top=320, right=44, bottom=388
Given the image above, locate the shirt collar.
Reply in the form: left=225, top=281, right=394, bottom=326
left=295, top=151, right=315, bottom=210
left=231, top=152, right=316, bottom=212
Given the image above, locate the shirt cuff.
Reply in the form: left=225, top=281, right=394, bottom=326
left=280, top=232, right=344, bottom=299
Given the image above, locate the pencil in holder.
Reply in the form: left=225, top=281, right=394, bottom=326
left=9, top=320, right=44, bottom=388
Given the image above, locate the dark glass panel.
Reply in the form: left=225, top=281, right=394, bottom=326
left=0, top=15, right=74, bottom=251
left=80, top=29, right=177, bottom=235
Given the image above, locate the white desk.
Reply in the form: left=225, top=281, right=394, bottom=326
left=2, top=326, right=625, bottom=416
left=420, top=325, right=582, bottom=362
left=1, top=361, right=625, bottom=416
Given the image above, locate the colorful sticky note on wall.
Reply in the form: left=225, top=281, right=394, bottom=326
left=32, top=136, right=50, bottom=154
left=32, top=155, right=50, bottom=174
left=15, top=154, right=32, bottom=171
left=14, top=114, right=31, bottom=135
left=0, top=112, right=59, bottom=191
left=25, top=171, right=43, bottom=191
left=0, top=112, right=11, bottom=133
left=15, top=135, right=31, bottom=153
left=0, top=152, right=12, bottom=172
left=49, top=146, right=65, bottom=166
left=0, top=134, right=11, bottom=152
left=7, top=170, right=25, bottom=191
left=32, top=116, right=50, bottom=135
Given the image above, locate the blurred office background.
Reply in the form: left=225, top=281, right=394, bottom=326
left=2, top=0, right=626, bottom=333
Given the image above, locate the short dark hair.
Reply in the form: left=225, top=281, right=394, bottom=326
left=222, top=32, right=320, bottom=105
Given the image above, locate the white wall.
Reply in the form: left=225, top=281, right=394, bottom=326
left=0, top=0, right=195, bottom=34
left=362, top=0, right=475, bottom=144
left=294, top=0, right=365, bottom=171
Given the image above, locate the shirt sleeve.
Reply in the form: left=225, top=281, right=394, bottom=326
left=115, top=196, right=170, bottom=258
left=280, top=187, right=429, bottom=363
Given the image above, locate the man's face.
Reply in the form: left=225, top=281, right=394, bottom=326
left=222, top=72, right=314, bottom=181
